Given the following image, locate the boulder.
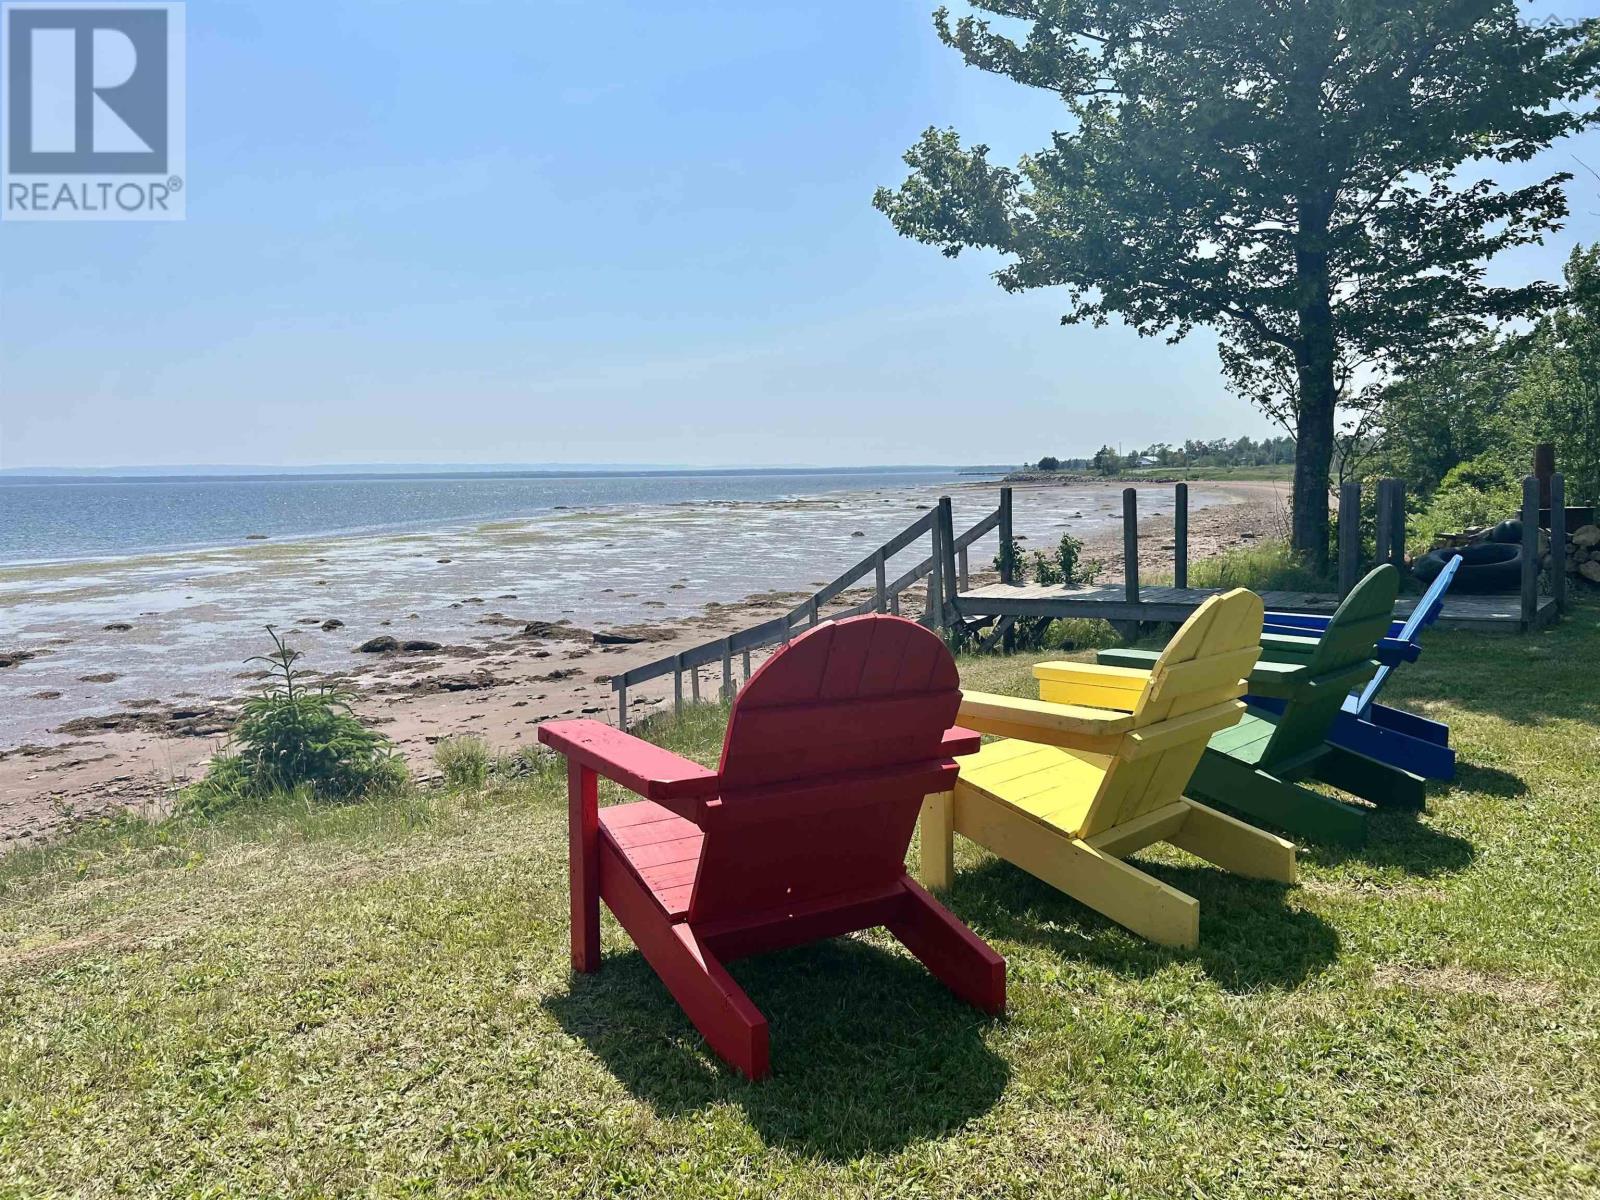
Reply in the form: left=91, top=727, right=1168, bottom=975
left=357, top=636, right=400, bottom=653
left=0, top=650, right=36, bottom=669
left=521, top=620, right=593, bottom=642
left=1573, top=524, right=1600, bottom=549
left=400, top=639, right=442, bottom=652
left=103, top=622, right=133, bottom=632
left=321, top=619, right=345, bottom=631
left=1581, top=561, right=1600, bottom=585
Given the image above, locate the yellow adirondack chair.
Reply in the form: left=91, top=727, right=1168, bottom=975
left=920, top=588, right=1296, bottom=948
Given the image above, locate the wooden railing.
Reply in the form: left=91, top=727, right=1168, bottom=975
left=611, top=488, right=1014, bottom=726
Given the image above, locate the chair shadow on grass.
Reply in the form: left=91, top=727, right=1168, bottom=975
left=1290, top=799, right=1478, bottom=877
left=944, top=856, right=1340, bottom=992
left=544, top=936, right=1009, bottom=1160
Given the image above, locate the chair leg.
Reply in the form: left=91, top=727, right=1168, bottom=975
left=918, top=791, right=956, bottom=892
left=597, top=839, right=771, bottom=1078
left=1169, top=799, right=1297, bottom=884
left=666, top=926, right=772, bottom=1080
left=957, top=788, right=1199, bottom=948
left=887, top=876, right=1005, bottom=1014
left=1312, top=746, right=1427, bottom=810
left=568, top=760, right=601, bottom=972
left=1188, top=750, right=1368, bottom=846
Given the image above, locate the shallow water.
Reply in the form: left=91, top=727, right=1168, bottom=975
left=0, top=474, right=1226, bottom=747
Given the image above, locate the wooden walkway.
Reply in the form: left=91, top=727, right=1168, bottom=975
left=957, top=582, right=1559, bottom=632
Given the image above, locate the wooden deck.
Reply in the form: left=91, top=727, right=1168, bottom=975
left=957, top=583, right=1559, bottom=632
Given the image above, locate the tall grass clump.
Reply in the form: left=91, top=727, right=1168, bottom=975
left=1183, top=539, right=1334, bottom=593
left=185, top=627, right=406, bottom=814
left=434, top=736, right=491, bottom=790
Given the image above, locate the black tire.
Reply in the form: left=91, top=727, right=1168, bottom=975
left=1413, top=543, right=1523, bottom=593
left=1488, top=519, right=1523, bottom=545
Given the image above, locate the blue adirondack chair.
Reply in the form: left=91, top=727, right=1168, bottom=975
left=1098, top=556, right=1461, bottom=780
left=1249, top=554, right=1461, bottom=780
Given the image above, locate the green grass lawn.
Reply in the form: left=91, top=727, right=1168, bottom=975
left=1119, top=464, right=1295, bottom=482
left=4, top=604, right=1600, bottom=1197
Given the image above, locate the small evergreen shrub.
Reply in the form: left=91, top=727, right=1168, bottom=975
left=186, top=628, right=406, bottom=814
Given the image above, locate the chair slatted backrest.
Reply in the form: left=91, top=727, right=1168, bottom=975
left=1352, top=553, right=1460, bottom=717
left=1075, top=588, right=1264, bottom=838
left=1260, top=565, right=1398, bottom=767
left=687, top=614, right=963, bottom=923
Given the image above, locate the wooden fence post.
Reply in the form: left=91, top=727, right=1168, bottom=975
left=926, top=515, right=944, bottom=628
left=742, top=648, right=752, bottom=680
left=1535, top=442, right=1556, bottom=511
left=691, top=665, right=701, bottom=704
left=721, top=637, right=734, bottom=701
left=998, top=486, right=1015, bottom=585
left=1122, top=487, right=1139, bottom=605
left=1173, top=482, right=1188, bottom=590
left=673, top=655, right=684, bottom=717
left=1375, top=479, right=1394, bottom=569
left=1552, top=472, right=1568, bottom=614
left=1338, top=481, right=1361, bottom=597
left=617, top=684, right=628, bottom=728
left=874, top=549, right=887, bottom=613
left=936, top=497, right=960, bottom=627
left=1388, top=480, right=1406, bottom=568
left=1520, top=475, right=1540, bottom=629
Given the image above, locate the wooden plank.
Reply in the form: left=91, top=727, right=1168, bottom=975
left=1167, top=800, right=1296, bottom=882
left=617, top=683, right=628, bottom=728
left=539, top=718, right=721, bottom=804
left=568, top=761, right=600, bottom=971
left=721, top=638, right=734, bottom=701
left=1520, top=475, right=1540, bottom=629
left=1084, top=800, right=1190, bottom=856
left=1174, top=482, right=1188, bottom=590
left=959, top=691, right=1136, bottom=744
left=1339, top=481, right=1361, bottom=598
left=874, top=549, right=887, bottom=613
left=1123, top=487, right=1139, bottom=604
left=998, top=486, right=1015, bottom=584
left=951, top=786, right=1200, bottom=948
left=918, top=791, right=955, bottom=891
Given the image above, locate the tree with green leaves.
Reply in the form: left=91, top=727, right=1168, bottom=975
left=875, top=1, right=1600, bottom=568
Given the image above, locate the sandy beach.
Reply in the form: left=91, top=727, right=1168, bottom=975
left=0, top=478, right=1287, bottom=850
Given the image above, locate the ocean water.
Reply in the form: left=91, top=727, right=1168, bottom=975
left=0, top=468, right=971, bottom=565
left=0, top=470, right=1227, bottom=746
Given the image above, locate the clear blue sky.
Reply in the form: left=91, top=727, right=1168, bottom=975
left=3, top=0, right=1597, bottom=470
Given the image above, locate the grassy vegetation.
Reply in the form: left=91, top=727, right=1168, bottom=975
left=1119, top=464, right=1295, bottom=482
left=3, top=605, right=1600, bottom=1196
left=1150, top=538, right=1336, bottom=594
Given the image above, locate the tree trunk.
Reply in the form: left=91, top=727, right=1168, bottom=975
left=1292, top=200, right=1336, bottom=575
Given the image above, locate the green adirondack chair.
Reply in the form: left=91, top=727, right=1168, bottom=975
left=1099, top=566, right=1425, bottom=846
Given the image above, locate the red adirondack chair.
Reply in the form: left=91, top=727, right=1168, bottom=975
left=538, top=613, right=1005, bottom=1080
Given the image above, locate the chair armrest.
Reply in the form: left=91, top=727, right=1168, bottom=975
left=958, top=691, right=1134, bottom=750
left=1037, top=660, right=1149, bottom=711
left=1240, top=660, right=1312, bottom=700
left=942, top=726, right=983, bottom=757
left=1374, top=635, right=1422, bottom=666
left=537, top=719, right=721, bottom=804
left=1093, top=648, right=1158, bottom=671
